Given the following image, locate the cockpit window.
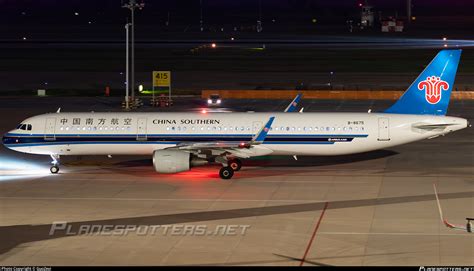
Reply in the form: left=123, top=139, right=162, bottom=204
left=16, top=124, right=32, bottom=131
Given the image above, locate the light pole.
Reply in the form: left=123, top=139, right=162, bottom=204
left=122, top=0, right=145, bottom=106
left=200, top=0, right=204, bottom=31
left=125, top=23, right=131, bottom=110
left=257, top=0, right=263, bottom=33
left=407, top=0, right=412, bottom=23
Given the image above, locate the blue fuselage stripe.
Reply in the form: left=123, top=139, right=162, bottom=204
left=3, top=133, right=367, bottom=147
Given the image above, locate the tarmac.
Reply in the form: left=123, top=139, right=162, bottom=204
left=0, top=96, right=472, bottom=266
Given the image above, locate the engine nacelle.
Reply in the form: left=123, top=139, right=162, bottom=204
left=153, top=150, right=191, bottom=173
left=152, top=150, right=209, bottom=173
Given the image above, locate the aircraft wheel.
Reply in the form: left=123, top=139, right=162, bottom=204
left=50, top=166, right=59, bottom=174
left=229, top=159, right=242, bottom=171
left=219, top=166, right=234, bottom=180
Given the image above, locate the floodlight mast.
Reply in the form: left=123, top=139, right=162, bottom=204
left=122, top=0, right=145, bottom=106
left=125, top=23, right=131, bottom=110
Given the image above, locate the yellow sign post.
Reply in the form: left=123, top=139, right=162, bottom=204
left=153, top=71, right=171, bottom=87
left=152, top=71, right=171, bottom=102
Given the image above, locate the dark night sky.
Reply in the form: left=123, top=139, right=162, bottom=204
left=1, top=0, right=473, bottom=24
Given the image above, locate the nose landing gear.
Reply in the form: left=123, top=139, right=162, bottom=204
left=50, top=154, right=60, bottom=174
left=50, top=165, right=59, bottom=174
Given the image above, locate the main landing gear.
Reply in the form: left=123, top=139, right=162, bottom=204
left=50, top=154, right=60, bottom=174
left=228, top=158, right=242, bottom=172
left=219, top=166, right=234, bottom=180
left=218, top=158, right=242, bottom=180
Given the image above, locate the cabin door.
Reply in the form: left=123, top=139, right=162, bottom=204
left=44, top=118, right=56, bottom=141
left=377, top=117, right=390, bottom=141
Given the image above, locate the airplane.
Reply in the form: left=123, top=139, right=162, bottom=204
left=2, top=49, right=469, bottom=180
left=433, top=184, right=472, bottom=233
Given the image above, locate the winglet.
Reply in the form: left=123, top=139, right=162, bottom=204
left=284, top=93, right=303, bottom=112
left=252, top=117, right=275, bottom=143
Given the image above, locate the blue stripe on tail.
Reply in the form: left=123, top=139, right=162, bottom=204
left=384, top=49, right=462, bottom=115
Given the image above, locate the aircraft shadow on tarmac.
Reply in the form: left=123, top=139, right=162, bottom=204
left=113, top=149, right=398, bottom=168
left=1, top=189, right=473, bottom=258
left=104, top=149, right=398, bottom=179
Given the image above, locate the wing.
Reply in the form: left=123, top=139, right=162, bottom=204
left=284, top=93, right=303, bottom=113
left=165, top=117, right=276, bottom=158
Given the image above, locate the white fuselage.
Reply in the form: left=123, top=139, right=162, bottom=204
left=2, top=112, right=468, bottom=157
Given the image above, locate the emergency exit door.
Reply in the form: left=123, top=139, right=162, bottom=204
left=137, top=118, right=147, bottom=141
left=377, top=117, right=390, bottom=141
left=252, top=121, right=263, bottom=133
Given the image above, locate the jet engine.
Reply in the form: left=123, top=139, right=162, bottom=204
left=152, top=150, right=207, bottom=173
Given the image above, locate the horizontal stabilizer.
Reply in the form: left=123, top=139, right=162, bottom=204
left=413, top=123, right=455, bottom=130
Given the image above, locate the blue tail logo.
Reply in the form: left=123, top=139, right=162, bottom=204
left=384, top=49, right=462, bottom=115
